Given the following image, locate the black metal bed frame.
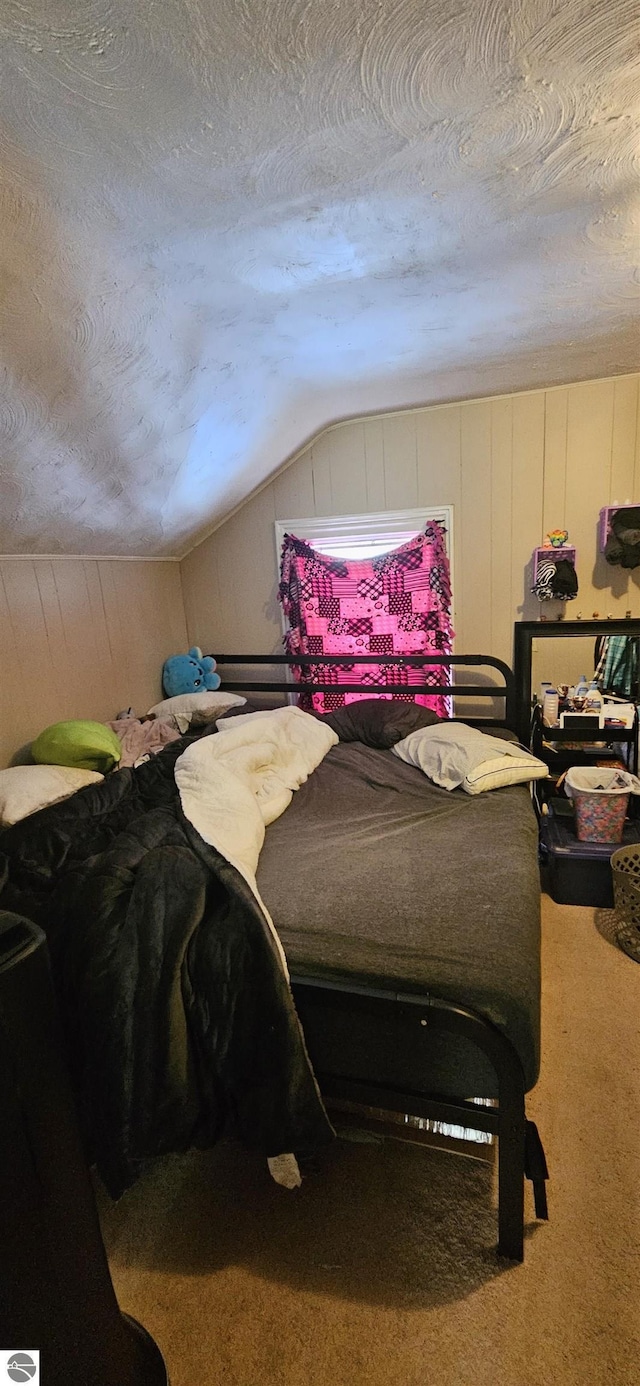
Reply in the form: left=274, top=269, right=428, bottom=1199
left=212, top=651, right=548, bottom=1261
left=212, top=651, right=519, bottom=732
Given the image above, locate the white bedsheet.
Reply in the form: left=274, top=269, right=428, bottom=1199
left=174, top=706, right=337, bottom=1189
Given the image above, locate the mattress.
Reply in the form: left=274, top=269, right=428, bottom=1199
left=256, top=742, right=541, bottom=1094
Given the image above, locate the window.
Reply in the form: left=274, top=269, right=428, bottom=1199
left=275, top=506, right=453, bottom=565
left=275, top=508, right=455, bottom=713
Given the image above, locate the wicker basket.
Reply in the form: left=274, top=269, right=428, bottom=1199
left=610, top=844, right=640, bottom=963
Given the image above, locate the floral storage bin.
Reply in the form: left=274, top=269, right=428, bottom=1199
left=564, top=767, right=638, bottom=844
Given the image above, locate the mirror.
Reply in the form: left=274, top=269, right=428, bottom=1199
left=531, top=636, right=597, bottom=704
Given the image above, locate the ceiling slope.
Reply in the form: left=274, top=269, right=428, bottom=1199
left=0, top=0, right=638, bottom=556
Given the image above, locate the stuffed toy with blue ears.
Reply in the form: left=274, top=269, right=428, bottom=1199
left=162, top=646, right=221, bottom=698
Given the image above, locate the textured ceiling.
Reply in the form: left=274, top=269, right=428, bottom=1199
left=1, top=1, right=638, bottom=557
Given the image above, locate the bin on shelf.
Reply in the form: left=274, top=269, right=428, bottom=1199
left=564, top=767, right=640, bottom=844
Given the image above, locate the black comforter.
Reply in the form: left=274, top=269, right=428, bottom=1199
left=0, top=737, right=333, bottom=1196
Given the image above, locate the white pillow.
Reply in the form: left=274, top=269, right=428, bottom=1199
left=147, top=691, right=246, bottom=731
left=393, top=722, right=548, bottom=793
left=462, top=754, right=548, bottom=795
left=0, top=765, right=104, bottom=827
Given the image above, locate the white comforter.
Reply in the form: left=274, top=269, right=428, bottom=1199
left=174, top=706, right=338, bottom=977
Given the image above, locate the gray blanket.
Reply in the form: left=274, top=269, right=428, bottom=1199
left=256, top=742, right=541, bottom=1095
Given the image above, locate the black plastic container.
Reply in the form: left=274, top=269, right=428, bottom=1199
left=540, top=814, right=640, bottom=907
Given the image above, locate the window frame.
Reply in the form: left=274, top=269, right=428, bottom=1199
left=275, top=505, right=454, bottom=631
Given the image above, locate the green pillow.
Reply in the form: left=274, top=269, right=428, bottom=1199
left=32, top=720, right=122, bottom=774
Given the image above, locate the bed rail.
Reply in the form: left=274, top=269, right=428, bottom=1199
left=292, top=975, right=549, bottom=1262
left=210, top=652, right=518, bottom=731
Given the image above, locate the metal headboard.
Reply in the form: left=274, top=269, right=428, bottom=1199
left=210, top=653, right=518, bottom=732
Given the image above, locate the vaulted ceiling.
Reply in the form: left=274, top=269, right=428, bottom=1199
left=1, top=1, right=638, bottom=556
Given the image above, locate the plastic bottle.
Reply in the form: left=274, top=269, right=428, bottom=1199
left=543, top=688, right=559, bottom=726
left=584, top=679, right=603, bottom=716
left=574, top=674, right=589, bottom=710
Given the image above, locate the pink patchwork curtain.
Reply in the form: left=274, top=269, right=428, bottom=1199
left=278, top=522, right=453, bottom=715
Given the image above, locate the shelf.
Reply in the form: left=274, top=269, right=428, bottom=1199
left=516, top=619, right=640, bottom=638
left=599, top=504, right=638, bottom=552
left=539, top=726, right=635, bottom=743
left=532, top=546, right=576, bottom=587
left=533, top=705, right=637, bottom=775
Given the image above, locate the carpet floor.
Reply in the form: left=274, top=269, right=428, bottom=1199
left=100, top=895, right=640, bottom=1386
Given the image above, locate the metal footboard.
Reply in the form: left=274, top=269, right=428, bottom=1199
left=292, top=975, right=548, bottom=1262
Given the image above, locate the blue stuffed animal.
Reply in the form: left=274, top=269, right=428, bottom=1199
left=162, top=646, right=221, bottom=698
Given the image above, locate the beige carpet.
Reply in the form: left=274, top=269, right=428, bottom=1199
left=100, top=896, right=640, bottom=1386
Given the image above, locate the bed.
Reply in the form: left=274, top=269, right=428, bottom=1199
left=210, top=651, right=548, bottom=1260
left=0, top=650, right=548, bottom=1262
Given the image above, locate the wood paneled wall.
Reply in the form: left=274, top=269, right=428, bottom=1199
left=0, top=559, right=187, bottom=766
left=5, top=376, right=635, bottom=768
left=181, top=375, right=640, bottom=692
